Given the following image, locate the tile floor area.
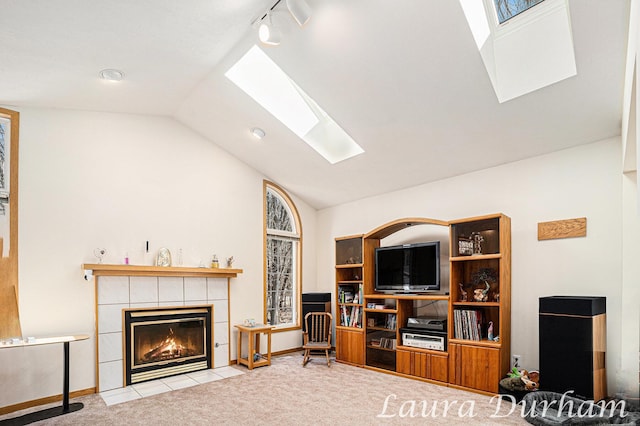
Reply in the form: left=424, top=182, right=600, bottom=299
left=99, top=366, right=244, bottom=406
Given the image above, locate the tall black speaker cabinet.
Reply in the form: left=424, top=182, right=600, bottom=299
left=302, top=293, right=331, bottom=344
left=539, top=296, right=607, bottom=401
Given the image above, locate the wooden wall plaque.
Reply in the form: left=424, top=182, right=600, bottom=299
left=538, top=217, right=587, bottom=241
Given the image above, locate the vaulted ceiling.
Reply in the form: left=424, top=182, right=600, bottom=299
left=1, top=0, right=630, bottom=209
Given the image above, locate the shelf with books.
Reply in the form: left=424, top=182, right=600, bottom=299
left=452, top=307, right=500, bottom=342
left=365, top=311, right=397, bottom=331
left=338, top=304, right=363, bottom=328
left=337, top=283, right=363, bottom=305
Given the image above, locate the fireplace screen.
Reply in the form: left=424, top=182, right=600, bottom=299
left=124, top=306, right=212, bottom=385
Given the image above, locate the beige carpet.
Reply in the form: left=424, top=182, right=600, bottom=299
left=0, top=354, right=529, bottom=425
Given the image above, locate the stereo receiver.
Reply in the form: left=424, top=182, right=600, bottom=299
left=400, top=328, right=447, bottom=351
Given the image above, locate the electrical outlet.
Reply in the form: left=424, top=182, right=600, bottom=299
left=513, top=354, right=521, bottom=368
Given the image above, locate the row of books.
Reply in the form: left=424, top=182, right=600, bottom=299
left=340, top=305, right=362, bottom=327
left=453, top=309, right=484, bottom=341
left=366, top=313, right=397, bottom=330
left=369, top=337, right=397, bottom=349
left=338, top=285, right=363, bottom=304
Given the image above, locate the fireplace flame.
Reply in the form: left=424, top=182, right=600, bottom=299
left=142, top=327, right=196, bottom=362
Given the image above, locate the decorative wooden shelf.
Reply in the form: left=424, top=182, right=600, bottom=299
left=364, top=293, right=449, bottom=301
left=335, top=263, right=364, bottom=269
left=450, top=254, right=502, bottom=262
left=367, top=345, right=396, bottom=352
left=364, top=308, right=397, bottom=314
left=336, top=325, right=364, bottom=332
left=452, top=302, right=500, bottom=307
left=82, top=264, right=243, bottom=278
left=448, top=338, right=502, bottom=348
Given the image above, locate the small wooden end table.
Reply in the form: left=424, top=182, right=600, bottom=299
left=234, top=323, right=274, bottom=370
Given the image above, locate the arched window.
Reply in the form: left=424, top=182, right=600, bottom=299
left=264, top=181, right=302, bottom=330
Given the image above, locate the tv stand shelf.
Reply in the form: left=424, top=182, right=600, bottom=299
left=334, top=214, right=511, bottom=395
left=365, top=293, right=449, bottom=301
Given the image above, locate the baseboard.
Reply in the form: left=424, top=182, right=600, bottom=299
left=0, top=387, right=95, bottom=416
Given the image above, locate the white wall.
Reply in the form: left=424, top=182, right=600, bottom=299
left=621, top=171, right=640, bottom=399
left=0, top=106, right=316, bottom=408
left=318, top=137, right=637, bottom=396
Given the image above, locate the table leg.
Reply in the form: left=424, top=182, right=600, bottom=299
left=248, top=331, right=254, bottom=369
left=237, top=330, right=242, bottom=367
left=63, top=341, right=70, bottom=412
left=266, top=331, right=272, bottom=366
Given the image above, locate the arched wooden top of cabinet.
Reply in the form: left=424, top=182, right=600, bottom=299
left=364, top=217, right=449, bottom=240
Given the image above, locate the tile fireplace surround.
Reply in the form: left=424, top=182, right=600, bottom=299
left=89, top=266, right=240, bottom=392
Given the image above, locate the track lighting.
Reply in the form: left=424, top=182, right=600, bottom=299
left=258, top=13, right=281, bottom=46
left=286, top=0, right=311, bottom=27
left=254, top=0, right=312, bottom=45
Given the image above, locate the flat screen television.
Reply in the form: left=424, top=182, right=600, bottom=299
left=375, top=241, right=440, bottom=293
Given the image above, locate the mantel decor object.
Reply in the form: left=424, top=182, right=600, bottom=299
left=156, top=248, right=172, bottom=267
left=93, top=248, right=107, bottom=264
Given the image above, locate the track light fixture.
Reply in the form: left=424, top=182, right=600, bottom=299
left=254, top=0, right=312, bottom=45
left=286, top=0, right=311, bottom=27
left=258, top=12, right=281, bottom=46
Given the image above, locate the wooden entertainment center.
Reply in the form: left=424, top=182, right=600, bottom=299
left=335, top=214, right=511, bottom=394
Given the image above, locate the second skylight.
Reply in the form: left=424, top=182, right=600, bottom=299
left=225, top=45, right=364, bottom=164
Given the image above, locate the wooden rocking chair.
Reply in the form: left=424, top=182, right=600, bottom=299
left=302, top=312, right=333, bottom=367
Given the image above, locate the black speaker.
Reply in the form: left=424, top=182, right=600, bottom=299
left=539, top=296, right=607, bottom=401
left=302, top=293, right=331, bottom=344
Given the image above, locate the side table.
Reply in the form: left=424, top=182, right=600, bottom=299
left=234, top=324, right=273, bottom=370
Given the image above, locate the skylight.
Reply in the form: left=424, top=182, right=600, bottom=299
left=493, top=0, right=545, bottom=24
left=459, top=0, right=576, bottom=103
left=225, top=45, right=364, bottom=164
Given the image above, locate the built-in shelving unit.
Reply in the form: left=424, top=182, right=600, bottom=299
left=448, top=214, right=511, bottom=393
left=334, top=236, right=365, bottom=365
left=334, top=214, right=511, bottom=395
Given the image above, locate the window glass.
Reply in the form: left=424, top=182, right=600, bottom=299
left=493, top=0, right=545, bottom=23
left=264, top=182, right=301, bottom=329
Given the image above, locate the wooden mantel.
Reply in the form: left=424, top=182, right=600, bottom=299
left=82, top=264, right=243, bottom=278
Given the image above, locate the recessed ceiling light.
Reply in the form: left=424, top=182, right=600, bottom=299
left=99, top=69, right=124, bottom=82
left=251, top=127, right=266, bottom=139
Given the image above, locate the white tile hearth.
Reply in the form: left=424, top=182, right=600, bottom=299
left=100, top=367, right=244, bottom=406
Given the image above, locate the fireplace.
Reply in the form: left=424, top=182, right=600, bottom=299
left=124, top=306, right=213, bottom=385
